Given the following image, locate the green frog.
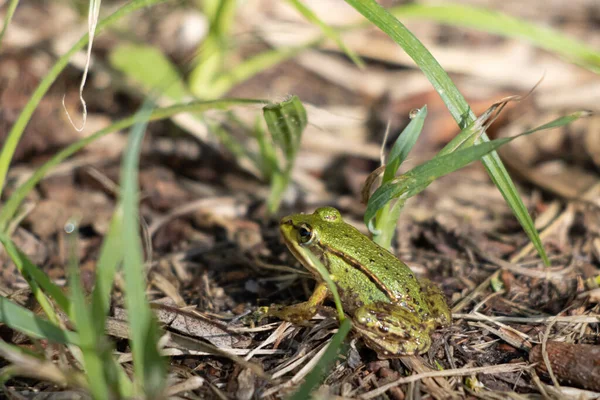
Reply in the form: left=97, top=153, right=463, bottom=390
left=266, top=207, right=451, bottom=357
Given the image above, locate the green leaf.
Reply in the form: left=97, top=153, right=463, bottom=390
left=365, top=111, right=589, bottom=226
left=66, top=221, right=110, bottom=399
left=120, top=101, right=166, bottom=397
left=372, top=106, right=427, bottom=248
left=0, top=233, right=70, bottom=320
left=288, top=319, right=352, bottom=400
left=109, top=44, right=190, bottom=101
left=437, top=100, right=503, bottom=157
left=263, top=95, right=307, bottom=163
left=302, top=251, right=345, bottom=322
left=189, top=0, right=237, bottom=97
left=90, top=212, right=134, bottom=398
left=344, top=0, right=550, bottom=265
left=208, top=42, right=321, bottom=99
left=286, top=0, right=364, bottom=68
left=0, top=296, right=80, bottom=346
left=390, top=3, right=600, bottom=74
left=90, top=214, right=122, bottom=338
left=0, top=0, right=19, bottom=51
left=382, top=105, right=427, bottom=183
left=254, top=115, right=278, bottom=180
left=263, top=95, right=308, bottom=214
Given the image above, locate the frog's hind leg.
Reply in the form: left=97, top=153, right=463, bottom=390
left=419, top=278, right=451, bottom=327
left=260, top=282, right=329, bottom=325
left=353, top=302, right=431, bottom=357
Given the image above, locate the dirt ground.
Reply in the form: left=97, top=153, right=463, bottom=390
left=1, top=0, right=599, bottom=399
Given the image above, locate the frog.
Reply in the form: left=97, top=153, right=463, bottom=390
left=265, top=206, right=451, bottom=357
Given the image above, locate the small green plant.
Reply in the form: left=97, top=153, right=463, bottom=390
left=365, top=102, right=589, bottom=250
left=261, top=96, right=308, bottom=214
left=344, top=0, right=592, bottom=265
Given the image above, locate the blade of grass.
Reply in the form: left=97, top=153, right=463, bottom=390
left=65, top=219, right=109, bottom=399
left=344, top=0, right=550, bottom=265
left=437, top=99, right=509, bottom=157
left=0, top=233, right=70, bottom=320
left=390, top=3, right=600, bottom=74
left=89, top=212, right=135, bottom=398
left=120, top=101, right=166, bottom=397
left=207, top=40, right=322, bottom=99
left=109, top=43, right=290, bottom=172
left=372, top=106, right=426, bottom=248
left=90, top=214, right=122, bottom=337
left=286, top=0, right=363, bottom=68
left=382, top=106, right=427, bottom=183
left=189, top=0, right=237, bottom=97
left=109, top=44, right=190, bottom=101
left=303, top=251, right=345, bottom=322
left=288, top=318, right=352, bottom=400
left=0, top=296, right=80, bottom=346
left=0, top=0, right=20, bottom=50
left=365, top=111, right=590, bottom=225
left=0, top=0, right=170, bottom=198
left=263, top=96, right=307, bottom=214
left=254, top=116, right=278, bottom=180
left=0, top=98, right=267, bottom=233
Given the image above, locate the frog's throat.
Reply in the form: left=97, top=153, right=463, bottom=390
left=317, top=243, right=399, bottom=303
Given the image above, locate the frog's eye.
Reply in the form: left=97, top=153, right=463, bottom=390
left=297, top=224, right=315, bottom=245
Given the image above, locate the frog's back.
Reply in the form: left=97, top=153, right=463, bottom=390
left=316, top=214, right=429, bottom=316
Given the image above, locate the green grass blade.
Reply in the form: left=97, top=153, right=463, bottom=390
left=189, top=0, right=237, bottom=97
left=109, top=42, right=290, bottom=171
left=0, top=296, right=80, bottom=346
left=382, top=106, right=427, bottom=183
left=109, top=44, right=190, bottom=101
left=263, top=96, right=308, bottom=214
left=208, top=41, right=321, bottom=99
left=253, top=115, right=278, bottom=180
left=365, top=111, right=589, bottom=226
left=90, top=214, right=123, bottom=338
left=344, top=0, right=550, bottom=265
left=372, top=106, right=426, bottom=248
left=437, top=102, right=503, bottom=157
left=303, top=251, right=345, bottom=322
left=0, top=233, right=70, bottom=319
left=344, top=0, right=471, bottom=127
left=0, top=0, right=20, bottom=50
left=0, top=0, right=170, bottom=198
left=65, top=221, right=109, bottom=399
left=89, top=211, right=134, bottom=398
left=120, top=102, right=166, bottom=397
left=519, top=111, right=590, bottom=134
left=288, top=318, right=352, bottom=400
left=0, top=98, right=266, bottom=233
left=390, top=4, right=600, bottom=74
left=286, top=0, right=363, bottom=68
left=263, top=96, right=307, bottom=162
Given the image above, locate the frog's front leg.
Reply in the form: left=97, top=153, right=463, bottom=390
left=259, top=282, right=329, bottom=325
left=353, top=302, right=432, bottom=356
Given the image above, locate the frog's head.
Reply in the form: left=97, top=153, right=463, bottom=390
left=280, top=207, right=342, bottom=245
left=279, top=207, right=342, bottom=270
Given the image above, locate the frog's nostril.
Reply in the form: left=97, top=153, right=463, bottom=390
left=280, top=217, right=292, bottom=225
